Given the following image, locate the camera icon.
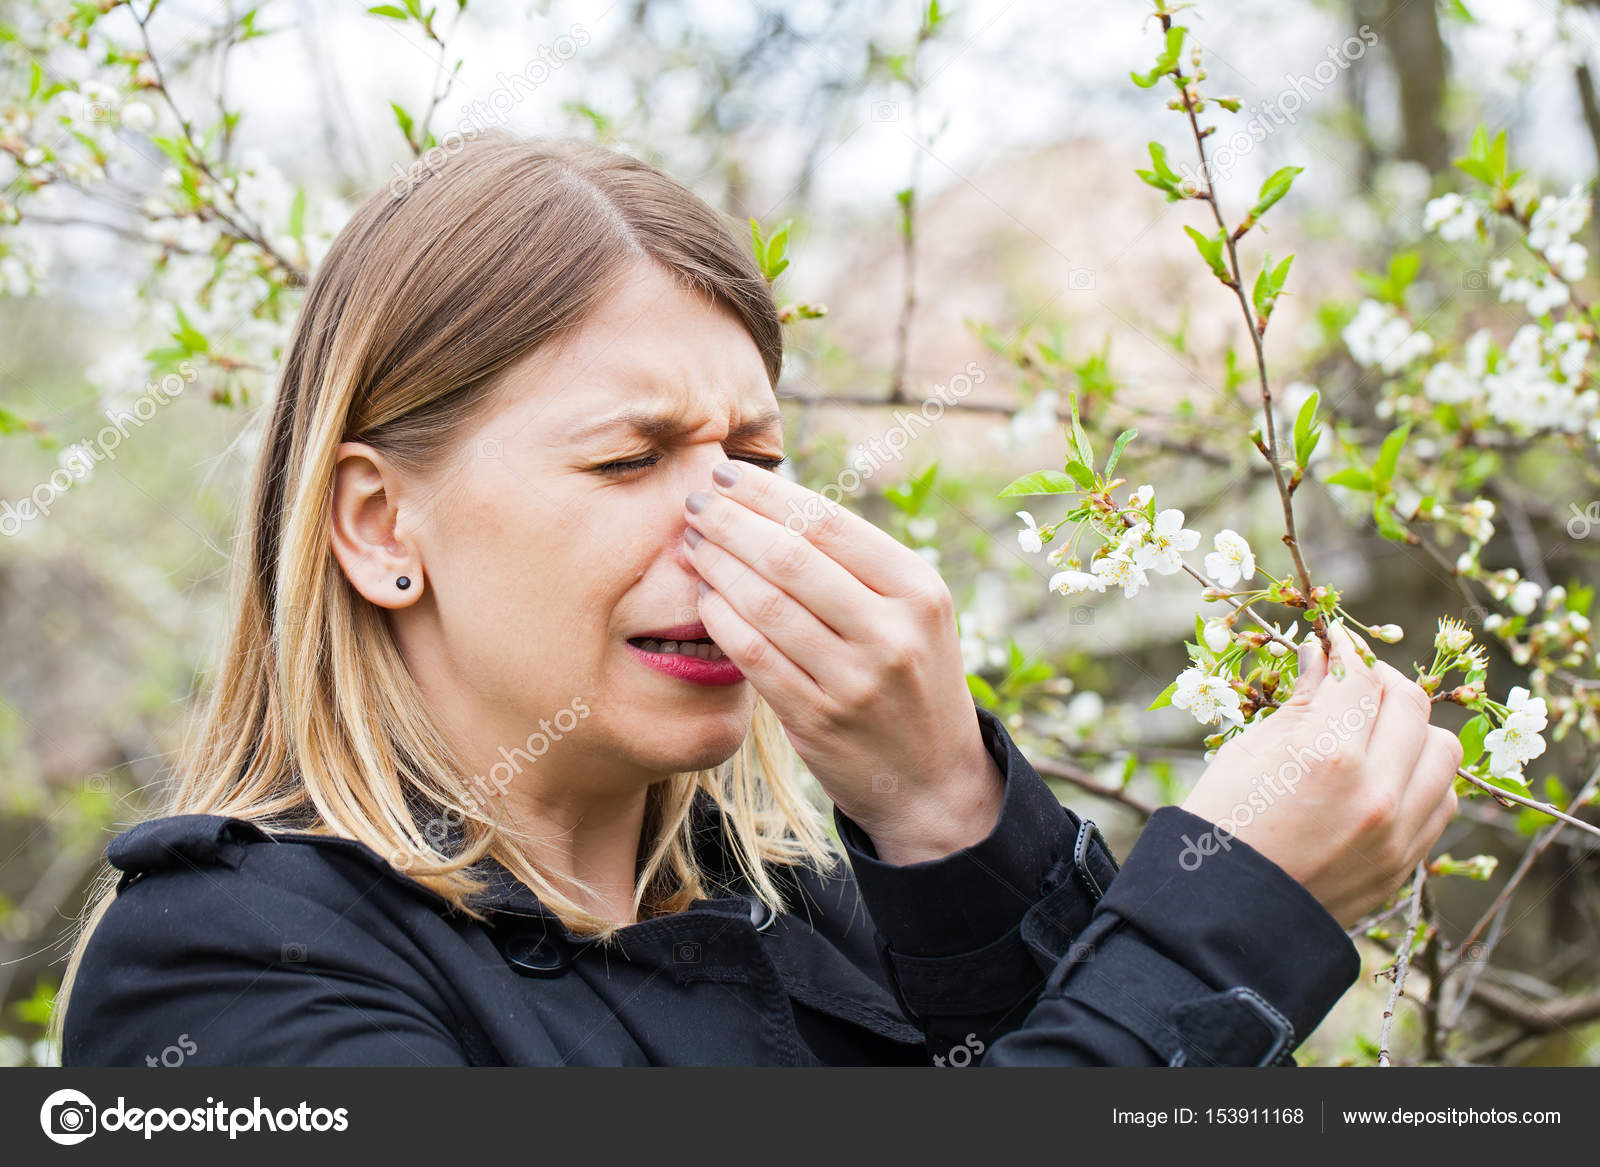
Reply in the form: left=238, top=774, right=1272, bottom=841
left=40, top=1090, right=97, bottom=1145
left=870, top=100, right=898, bottom=122
left=477, top=437, right=503, bottom=459
left=1068, top=268, right=1096, bottom=291
left=673, top=940, right=701, bottom=963
left=1461, top=604, right=1487, bottom=626
left=1067, top=940, right=1096, bottom=963
left=84, top=773, right=108, bottom=793
left=84, top=100, right=113, bottom=123
left=1462, top=269, right=1489, bottom=291
left=1462, top=940, right=1488, bottom=962
left=870, top=773, right=898, bottom=793
left=281, top=942, right=307, bottom=963
left=1070, top=605, right=1096, bottom=626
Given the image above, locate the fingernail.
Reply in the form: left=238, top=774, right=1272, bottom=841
left=712, top=462, right=741, bottom=488
left=683, top=527, right=703, bottom=548
left=697, top=579, right=711, bottom=596
left=686, top=490, right=710, bottom=514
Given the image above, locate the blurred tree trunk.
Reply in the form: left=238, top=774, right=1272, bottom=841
left=1381, top=0, right=1451, bottom=173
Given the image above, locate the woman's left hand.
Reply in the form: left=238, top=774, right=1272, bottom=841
left=683, top=461, right=1004, bottom=865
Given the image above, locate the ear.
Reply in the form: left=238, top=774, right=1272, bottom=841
left=330, top=441, right=423, bottom=610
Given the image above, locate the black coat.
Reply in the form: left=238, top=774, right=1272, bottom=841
left=62, top=705, right=1360, bottom=1067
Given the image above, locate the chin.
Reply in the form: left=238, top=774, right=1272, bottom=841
left=633, top=691, right=755, bottom=773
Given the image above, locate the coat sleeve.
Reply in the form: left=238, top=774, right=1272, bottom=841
left=832, top=701, right=1362, bottom=1066
left=62, top=847, right=471, bottom=1068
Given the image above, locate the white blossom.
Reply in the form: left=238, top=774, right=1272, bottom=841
left=988, top=389, right=1060, bottom=451
left=1422, top=360, right=1478, bottom=404
left=1171, top=667, right=1245, bottom=728
left=58, top=442, right=96, bottom=482
left=1204, top=529, right=1256, bottom=587
left=1126, top=508, right=1198, bottom=575
left=1423, top=192, right=1482, bottom=242
left=1202, top=618, right=1232, bottom=654
left=1342, top=299, right=1433, bottom=374
left=1528, top=184, right=1590, bottom=253
left=1048, top=569, right=1107, bottom=597
left=1510, top=579, right=1543, bottom=615
left=119, top=100, right=155, bottom=132
left=1015, top=510, right=1044, bottom=554
left=1090, top=550, right=1149, bottom=598
left=1483, top=686, right=1548, bottom=783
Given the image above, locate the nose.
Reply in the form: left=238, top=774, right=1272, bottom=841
left=671, top=442, right=734, bottom=572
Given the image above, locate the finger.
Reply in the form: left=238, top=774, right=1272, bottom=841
left=694, top=581, right=824, bottom=715
left=1366, top=663, right=1433, bottom=780
left=1408, top=781, right=1458, bottom=869
left=1400, top=725, right=1464, bottom=827
left=684, top=484, right=879, bottom=639
left=703, top=459, right=934, bottom=599
left=1309, top=623, right=1383, bottom=744
left=1284, top=628, right=1327, bottom=706
left=684, top=527, right=855, bottom=693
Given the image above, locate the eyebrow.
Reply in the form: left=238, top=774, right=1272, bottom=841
left=566, top=406, right=785, bottom=443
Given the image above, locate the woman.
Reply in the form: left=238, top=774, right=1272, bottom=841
left=54, top=135, right=1460, bottom=1067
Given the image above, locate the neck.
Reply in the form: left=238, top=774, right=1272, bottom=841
left=489, top=776, right=653, bottom=926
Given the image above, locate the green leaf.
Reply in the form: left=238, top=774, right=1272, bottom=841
left=287, top=186, right=306, bottom=242
left=1066, top=391, right=1094, bottom=468
left=1459, top=715, right=1489, bottom=767
left=367, top=4, right=409, bottom=17
left=1251, top=252, right=1294, bottom=324
left=390, top=101, right=415, bottom=144
left=1183, top=225, right=1230, bottom=283
left=1147, top=680, right=1178, bottom=710
left=1372, top=497, right=1409, bottom=543
left=28, top=59, right=40, bottom=98
left=1292, top=389, right=1321, bottom=468
left=0, top=406, right=30, bottom=435
left=1249, top=165, right=1303, bottom=222
left=966, top=673, right=998, bottom=706
left=998, top=470, right=1076, bottom=498
left=1324, top=466, right=1374, bottom=491
left=1063, top=460, right=1098, bottom=490
left=1104, top=428, right=1138, bottom=478
left=1135, top=140, right=1186, bottom=201
left=1130, top=24, right=1185, bottom=88
left=1373, top=422, right=1411, bottom=490
left=170, top=306, right=209, bottom=354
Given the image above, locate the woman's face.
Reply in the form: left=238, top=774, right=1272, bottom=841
left=369, top=261, right=787, bottom=799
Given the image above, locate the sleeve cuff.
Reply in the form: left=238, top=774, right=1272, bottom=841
left=833, top=702, right=1077, bottom=958
left=1066, top=804, right=1360, bottom=1053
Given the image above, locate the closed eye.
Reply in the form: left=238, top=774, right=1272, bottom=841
left=593, top=452, right=788, bottom=476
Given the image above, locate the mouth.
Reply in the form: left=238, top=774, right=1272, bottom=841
left=626, top=635, right=727, bottom=661
left=624, top=621, right=744, bottom=685
left=626, top=621, right=726, bottom=661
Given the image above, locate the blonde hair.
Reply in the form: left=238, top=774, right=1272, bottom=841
left=51, top=134, right=839, bottom=1052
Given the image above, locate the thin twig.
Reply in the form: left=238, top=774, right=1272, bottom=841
left=1456, top=769, right=1600, bottom=842
left=1377, top=862, right=1427, bottom=1067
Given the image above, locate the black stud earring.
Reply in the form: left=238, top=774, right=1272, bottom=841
left=396, top=576, right=411, bottom=590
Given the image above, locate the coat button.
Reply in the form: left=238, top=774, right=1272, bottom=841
left=747, top=895, right=776, bottom=933
left=502, top=930, right=570, bottom=977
